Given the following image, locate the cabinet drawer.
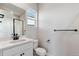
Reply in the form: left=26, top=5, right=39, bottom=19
left=13, top=47, right=33, bottom=56
left=3, top=46, right=20, bottom=56
left=0, top=50, right=2, bottom=56
left=23, top=47, right=33, bottom=56
left=3, top=42, right=33, bottom=56
left=19, top=42, right=33, bottom=51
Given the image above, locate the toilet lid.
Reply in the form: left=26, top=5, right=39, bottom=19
left=35, top=47, right=46, bottom=56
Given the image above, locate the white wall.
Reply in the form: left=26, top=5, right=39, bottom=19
left=12, top=3, right=38, bottom=39
left=0, top=8, right=23, bottom=41
left=11, top=3, right=27, bottom=10
left=25, top=4, right=38, bottom=39
left=12, top=3, right=37, bottom=10
left=0, top=9, right=13, bottom=41
left=0, top=3, right=38, bottom=41
left=39, top=3, right=79, bottom=56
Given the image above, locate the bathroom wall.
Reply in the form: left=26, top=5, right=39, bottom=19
left=0, top=3, right=38, bottom=40
left=0, top=9, right=13, bottom=41
left=11, top=3, right=27, bottom=10
left=13, top=3, right=38, bottom=39
left=12, top=3, right=37, bottom=10
left=0, top=8, right=23, bottom=41
left=39, top=3, right=79, bottom=56
left=26, top=4, right=38, bottom=39
left=25, top=7, right=38, bottom=39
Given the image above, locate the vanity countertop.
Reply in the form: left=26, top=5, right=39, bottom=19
left=0, top=38, right=33, bottom=50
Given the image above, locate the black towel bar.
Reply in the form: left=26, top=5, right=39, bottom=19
left=54, top=29, right=78, bottom=32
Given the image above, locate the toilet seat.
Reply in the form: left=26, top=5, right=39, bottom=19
left=35, top=47, right=46, bottom=56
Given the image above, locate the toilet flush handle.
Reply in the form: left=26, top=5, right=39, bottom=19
left=47, top=39, right=51, bottom=43
left=47, top=40, right=50, bottom=42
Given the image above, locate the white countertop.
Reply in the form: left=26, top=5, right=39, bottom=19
left=0, top=38, right=33, bottom=50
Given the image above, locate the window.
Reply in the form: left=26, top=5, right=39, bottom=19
left=27, top=9, right=37, bottom=26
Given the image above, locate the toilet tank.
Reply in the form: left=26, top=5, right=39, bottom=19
left=33, top=40, right=38, bottom=49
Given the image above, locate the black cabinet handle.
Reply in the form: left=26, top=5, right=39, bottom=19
left=47, top=40, right=50, bottom=42
left=22, top=53, right=24, bottom=55
left=20, top=54, right=22, bottom=56
left=20, top=53, right=25, bottom=56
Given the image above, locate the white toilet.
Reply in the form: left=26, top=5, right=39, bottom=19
left=33, top=40, right=46, bottom=56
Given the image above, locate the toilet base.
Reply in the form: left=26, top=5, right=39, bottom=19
left=33, top=49, right=47, bottom=56
left=33, top=49, right=39, bottom=56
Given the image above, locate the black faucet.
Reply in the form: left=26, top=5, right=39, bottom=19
left=12, top=18, right=19, bottom=40
left=12, top=33, right=19, bottom=40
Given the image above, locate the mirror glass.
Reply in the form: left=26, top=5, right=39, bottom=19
left=15, top=19, right=23, bottom=36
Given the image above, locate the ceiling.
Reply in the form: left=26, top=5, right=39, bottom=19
left=0, top=3, right=25, bottom=17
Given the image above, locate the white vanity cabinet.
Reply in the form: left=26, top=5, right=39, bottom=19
left=0, top=42, right=33, bottom=56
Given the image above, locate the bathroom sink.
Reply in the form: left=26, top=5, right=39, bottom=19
left=10, top=39, right=26, bottom=43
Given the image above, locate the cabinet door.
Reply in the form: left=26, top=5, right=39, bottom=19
left=3, top=47, right=20, bottom=56
left=3, top=42, right=33, bottom=56
left=13, top=48, right=33, bottom=56
left=13, top=52, right=23, bottom=56
left=23, top=48, right=33, bottom=56
left=0, top=50, right=3, bottom=56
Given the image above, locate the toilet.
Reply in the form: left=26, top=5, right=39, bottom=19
left=33, top=40, right=46, bottom=56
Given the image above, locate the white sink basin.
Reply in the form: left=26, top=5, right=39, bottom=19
left=10, top=39, right=26, bottom=43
